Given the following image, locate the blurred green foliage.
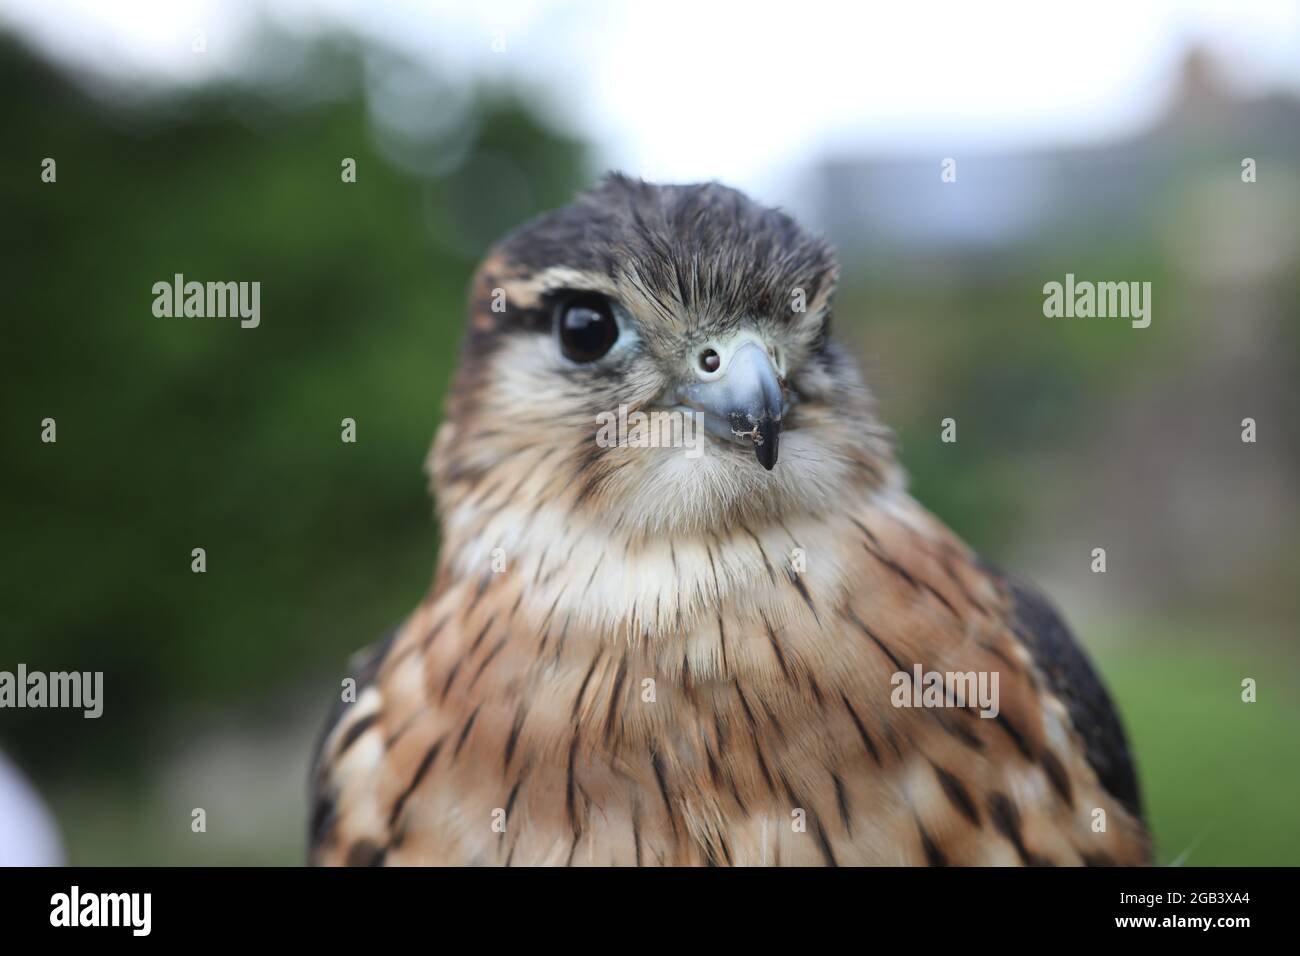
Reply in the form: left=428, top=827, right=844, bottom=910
left=0, top=34, right=587, bottom=777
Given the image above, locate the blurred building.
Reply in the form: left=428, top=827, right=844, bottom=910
left=811, top=51, right=1300, bottom=264
left=804, top=51, right=1299, bottom=623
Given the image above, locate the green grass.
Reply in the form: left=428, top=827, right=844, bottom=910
left=1095, top=627, right=1300, bottom=866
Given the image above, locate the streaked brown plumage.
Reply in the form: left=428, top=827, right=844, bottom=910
left=310, top=175, right=1150, bottom=866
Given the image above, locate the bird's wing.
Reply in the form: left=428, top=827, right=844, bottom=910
left=308, top=627, right=397, bottom=864
left=992, top=569, right=1145, bottom=823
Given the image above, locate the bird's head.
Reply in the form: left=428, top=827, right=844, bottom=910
left=432, top=175, right=895, bottom=541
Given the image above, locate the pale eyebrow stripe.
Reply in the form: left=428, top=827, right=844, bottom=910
left=504, top=266, right=619, bottom=308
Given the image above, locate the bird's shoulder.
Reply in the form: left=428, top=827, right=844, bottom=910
left=982, top=561, right=1144, bottom=823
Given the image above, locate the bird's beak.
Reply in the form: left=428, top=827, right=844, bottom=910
left=681, top=340, right=785, bottom=470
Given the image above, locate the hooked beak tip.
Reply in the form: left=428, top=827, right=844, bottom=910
left=683, top=339, right=786, bottom=470
left=730, top=411, right=781, bottom=470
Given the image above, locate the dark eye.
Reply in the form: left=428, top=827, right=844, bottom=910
left=556, top=293, right=619, bottom=363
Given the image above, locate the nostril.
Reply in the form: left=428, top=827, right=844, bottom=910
left=699, top=348, right=721, bottom=373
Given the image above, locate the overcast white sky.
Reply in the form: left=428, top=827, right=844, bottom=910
left=3, top=0, right=1299, bottom=195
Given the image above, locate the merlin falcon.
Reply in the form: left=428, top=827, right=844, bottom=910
left=310, top=174, right=1150, bottom=866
